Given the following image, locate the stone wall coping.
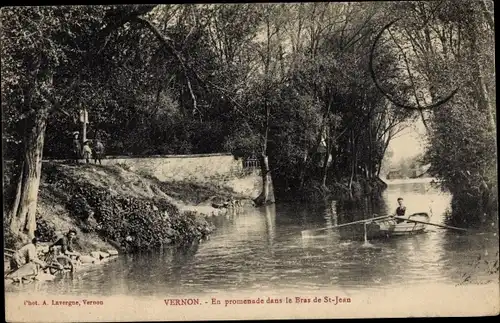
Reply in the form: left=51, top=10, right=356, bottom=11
left=3, top=152, right=235, bottom=163
left=101, top=153, right=234, bottom=160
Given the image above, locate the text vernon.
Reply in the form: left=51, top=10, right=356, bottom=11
left=164, top=298, right=200, bottom=306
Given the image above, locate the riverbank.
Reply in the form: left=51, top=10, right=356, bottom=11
left=4, top=162, right=254, bottom=254
left=276, top=177, right=389, bottom=203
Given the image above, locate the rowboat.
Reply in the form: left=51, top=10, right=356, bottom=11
left=302, top=210, right=464, bottom=240
left=365, top=212, right=430, bottom=239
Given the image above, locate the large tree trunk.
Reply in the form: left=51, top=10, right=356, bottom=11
left=473, top=62, right=496, bottom=133
left=348, top=162, right=355, bottom=200
left=254, top=99, right=275, bottom=207
left=321, top=130, right=331, bottom=188
left=321, top=151, right=329, bottom=188
left=352, top=137, right=358, bottom=182
left=377, top=133, right=392, bottom=177
left=254, top=154, right=275, bottom=206
left=347, top=129, right=355, bottom=200
left=463, top=12, right=496, bottom=134
left=9, top=107, right=49, bottom=239
left=368, top=121, right=374, bottom=179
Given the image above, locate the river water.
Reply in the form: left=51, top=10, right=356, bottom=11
left=5, top=181, right=499, bottom=297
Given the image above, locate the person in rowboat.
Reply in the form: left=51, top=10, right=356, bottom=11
left=394, top=197, right=407, bottom=223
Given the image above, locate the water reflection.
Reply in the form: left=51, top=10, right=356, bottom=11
left=6, top=182, right=498, bottom=297
left=439, top=229, right=499, bottom=283
left=264, top=204, right=276, bottom=255
left=330, top=201, right=338, bottom=226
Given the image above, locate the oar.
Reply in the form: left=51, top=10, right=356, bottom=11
left=301, top=214, right=392, bottom=236
left=393, top=216, right=468, bottom=232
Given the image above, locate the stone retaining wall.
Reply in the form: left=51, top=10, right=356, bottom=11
left=36, top=153, right=263, bottom=199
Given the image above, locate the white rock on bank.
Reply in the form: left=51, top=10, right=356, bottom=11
left=80, top=255, right=99, bottom=264
left=90, top=251, right=101, bottom=260
left=99, top=251, right=110, bottom=259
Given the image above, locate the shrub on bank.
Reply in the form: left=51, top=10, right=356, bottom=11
left=35, top=215, right=57, bottom=242
left=3, top=227, right=23, bottom=250
left=75, top=184, right=214, bottom=252
left=39, top=164, right=215, bottom=253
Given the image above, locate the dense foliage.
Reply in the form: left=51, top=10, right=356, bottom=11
left=37, top=163, right=214, bottom=251
left=3, top=4, right=414, bottom=192
left=1, top=2, right=496, bottom=235
left=383, top=1, right=496, bottom=224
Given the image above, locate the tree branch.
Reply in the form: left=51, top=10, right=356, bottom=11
left=480, top=0, right=495, bottom=32
left=133, top=16, right=198, bottom=116
left=369, top=19, right=459, bottom=111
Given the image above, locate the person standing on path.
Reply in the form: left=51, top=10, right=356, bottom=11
left=72, top=132, right=81, bottom=164
left=82, top=140, right=92, bottom=164
left=93, top=139, right=105, bottom=165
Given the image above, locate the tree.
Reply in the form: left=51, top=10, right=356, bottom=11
left=1, top=5, right=154, bottom=239
left=369, top=0, right=496, bottom=223
left=2, top=6, right=110, bottom=238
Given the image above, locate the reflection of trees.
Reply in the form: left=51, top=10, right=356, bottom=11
left=170, top=241, right=200, bottom=282
left=440, top=230, right=499, bottom=284
left=335, top=196, right=389, bottom=241
left=333, top=234, right=438, bottom=288
left=336, top=195, right=388, bottom=221
left=322, top=200, right=340, bottom=244
left=330, top=200, right=338, bottom=226
left=88, top=243, right=202, bottom=295
left=264, top=204, right=276, bottom=256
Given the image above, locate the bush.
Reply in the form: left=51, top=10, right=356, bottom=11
left=67, top=193, right=94, bottom=220
left=4, top=227, right=23, bottom=250
left=47, top=167, right=215, bottom=253
left=3, top=164, right=215, bottom=253
left=92, top=195, right=213, bottom=252
left=35, top=216, right=57, bottom=242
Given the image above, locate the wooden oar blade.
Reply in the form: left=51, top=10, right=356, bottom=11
left=301, top=215, right=392, bottom=236
left=393, top=216, right=468, bottom=231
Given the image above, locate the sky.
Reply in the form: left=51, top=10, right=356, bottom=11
left=387, top=118, right=427, bottom=165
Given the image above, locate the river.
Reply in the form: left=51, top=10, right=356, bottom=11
left=5, top=181, right=499, bottom=298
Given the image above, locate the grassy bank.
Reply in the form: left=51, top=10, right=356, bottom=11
left=4, top=162, right=248, bottom=253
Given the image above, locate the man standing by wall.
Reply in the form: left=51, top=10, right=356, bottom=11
left=93, top=139, right=105, bottom=165
left=82, top=140, right=92, bottom=164
left=72, top=131, right=81, bottom=164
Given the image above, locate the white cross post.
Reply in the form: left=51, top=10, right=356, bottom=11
left=80, top=108, right=89, bottom=142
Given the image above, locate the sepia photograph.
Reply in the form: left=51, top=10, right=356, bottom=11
left=2, top=1, right=498, bottom=321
